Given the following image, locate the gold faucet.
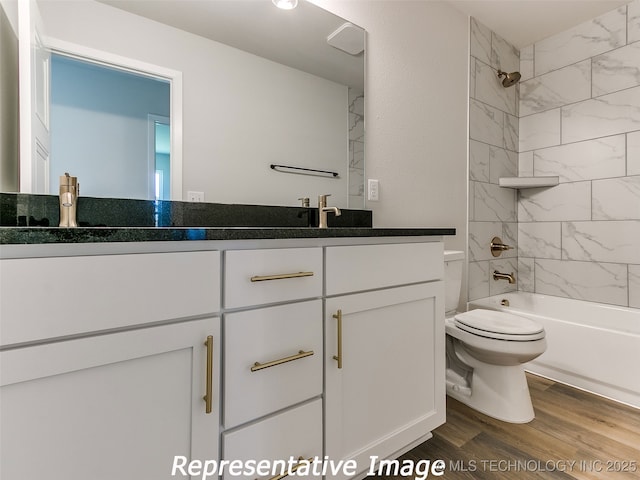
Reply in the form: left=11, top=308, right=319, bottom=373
left=59, top=172, right=79, bottom=228
left=493, top=270, right=516, bottom=284
left=318, top=194, right=341, bottom=229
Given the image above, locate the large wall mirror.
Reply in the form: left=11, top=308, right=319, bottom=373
left=5, top=0, right=365, bottom=208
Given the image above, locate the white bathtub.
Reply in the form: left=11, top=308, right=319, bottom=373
left=468, top=292, right=640, bottom=409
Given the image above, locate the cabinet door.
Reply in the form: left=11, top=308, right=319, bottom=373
left=325, top=282, right=445, bottom=480
left=0, top=318, right=220, bottom=480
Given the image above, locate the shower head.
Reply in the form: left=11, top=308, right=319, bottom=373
left=497, top=69, right=521, bottom=88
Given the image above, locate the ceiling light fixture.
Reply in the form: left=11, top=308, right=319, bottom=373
left=272, top=0, right=298, bottom=10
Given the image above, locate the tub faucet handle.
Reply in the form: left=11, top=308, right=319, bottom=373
left=491, top=236, right=513, bottom=257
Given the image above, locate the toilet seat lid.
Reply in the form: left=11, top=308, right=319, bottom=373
left=454, top=309, right=545, bottom=340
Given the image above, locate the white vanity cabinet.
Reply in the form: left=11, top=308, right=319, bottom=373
left=324, top=243, right=446, bottom=480
left=0, top=250, right=222, bottom=480
left=0, top=236, right=448, bottom=480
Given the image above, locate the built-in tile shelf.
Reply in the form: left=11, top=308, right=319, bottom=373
left=498, top=176, right=560, bottom=189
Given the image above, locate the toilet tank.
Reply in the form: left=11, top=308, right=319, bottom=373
left=444, top=250, right=465, bottom=315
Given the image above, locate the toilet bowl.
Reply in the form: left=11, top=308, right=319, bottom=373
left=444, top=251, right=546, bottom=423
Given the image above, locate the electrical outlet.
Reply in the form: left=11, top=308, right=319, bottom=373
left=187, top=191, right=205, bottom=202
left=367, top=179, right=379, bottom=201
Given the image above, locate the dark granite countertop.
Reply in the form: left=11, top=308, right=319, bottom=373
left=0, top=226, right=455, bottom=245
left=1, top=193, right=455, bottom=245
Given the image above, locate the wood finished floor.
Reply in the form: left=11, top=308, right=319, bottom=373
left=370, top=374, right=640, bottom=480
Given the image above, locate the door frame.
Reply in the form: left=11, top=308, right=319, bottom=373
left=36, top=36, right=183, bottom=200
left=18, top=0, right=50, bottom=194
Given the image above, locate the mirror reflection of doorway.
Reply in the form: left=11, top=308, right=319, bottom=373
left=151, top=116, right=170, bottom=200
left=50, top=53, right=170, bottom=199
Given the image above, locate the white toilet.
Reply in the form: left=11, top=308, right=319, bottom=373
left=444, top=250, right=546, bottom=423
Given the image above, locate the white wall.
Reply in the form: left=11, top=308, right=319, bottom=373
left=0, top=0, right=19, bottom=192
left=39, top=0, right=348, bottom=206
left=311, top=1, right=469, bottom=240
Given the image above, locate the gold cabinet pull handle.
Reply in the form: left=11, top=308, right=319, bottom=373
left=250, top=271, right=314, bottom=282
left=203, top=335, right=213, bottom=414
left=251, top=350, right=314, bottom=372
left=262, top=457, right=314, bottom=480
left=332, top=309, right=343, bottom=369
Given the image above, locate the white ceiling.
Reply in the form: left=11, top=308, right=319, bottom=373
left=448, top=0, right=630, bottom=49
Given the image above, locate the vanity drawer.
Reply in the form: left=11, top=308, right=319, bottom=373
left=224, top=300, right=322, bottom=429
left=0, top=251, right=220, bottom=346
left=325, top=242, right=444, bottom=295
left=224, top=248, right=322, bottom=308
left=222, top=398, right=322, bottom=480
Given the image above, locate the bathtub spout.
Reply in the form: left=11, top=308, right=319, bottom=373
left=493, top=270, right=516, bottom=284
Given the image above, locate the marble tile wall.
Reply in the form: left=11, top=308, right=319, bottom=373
left=348, top=87, right=365, bottom=208
left=468, top=18, right=520, bottom=300
left=517, top=0, right=640, bottom=308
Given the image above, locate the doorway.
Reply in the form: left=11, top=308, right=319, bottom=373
left=149, top=114, right=170, bottom=200
left=50, top=53, right=171, bottom=200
